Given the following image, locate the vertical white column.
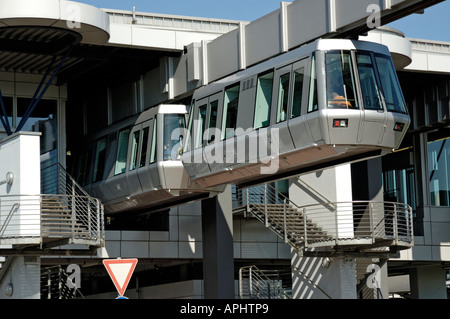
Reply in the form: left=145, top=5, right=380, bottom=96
left=0, top=132, right=41, bottom=238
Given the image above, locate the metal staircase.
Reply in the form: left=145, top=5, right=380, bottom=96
left=234, top=183, right=414, bottom=255
left=0, top=163, right=104, bottom=253
left=41, top=266, right=84, bottom=299
left=233, top=182, right=414, bottom=299
left=41, top=196, right=91, bottom=239
left=239, top=265, right=292, bottom=299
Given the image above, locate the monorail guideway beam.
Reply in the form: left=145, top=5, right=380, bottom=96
left=185, top=0, right=444, bottom=88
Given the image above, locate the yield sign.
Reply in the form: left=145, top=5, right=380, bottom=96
left=103, top=258, right=138, bottom=297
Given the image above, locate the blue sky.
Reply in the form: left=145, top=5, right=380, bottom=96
left=74, top=0, right=450, bottom=42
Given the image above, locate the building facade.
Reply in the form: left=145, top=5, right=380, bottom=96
left=0, top=0, right=448, bottom=299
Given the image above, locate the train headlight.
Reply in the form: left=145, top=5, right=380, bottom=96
left=394, top=122, right=405, bottom=132
left=333, top=119, right=348, bottom=128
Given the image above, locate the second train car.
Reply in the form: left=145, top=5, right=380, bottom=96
left=70, top=104, right=223, bottom=214
left=182, top=38, right=411, bottom=188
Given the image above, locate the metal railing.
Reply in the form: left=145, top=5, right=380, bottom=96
left=235, top=183, right=414, bottom=251
left=41, top=266, right=85, bottom=299
left=239, top=265, right=291, bottom=299
left=41, top=163, right=91, bottom=198
left=0, top=194, right=104, bottom=247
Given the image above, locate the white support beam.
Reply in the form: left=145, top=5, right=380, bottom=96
left=200, top=0, right=443, bottom=84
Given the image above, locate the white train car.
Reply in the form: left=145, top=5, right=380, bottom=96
left=182, top=39, right=411, bottom=188
left=70, top=104, right=223, bottom=214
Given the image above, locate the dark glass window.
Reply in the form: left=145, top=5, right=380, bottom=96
left=221, top=84, right=240, bottom=139
left=291, top=67, right=305, bottom=119
left=254, top=71, right=274, bottom=129
left=115, top=128, right=130, bottom=175
left=93, top=137, right=107, bottom=182
left=325, top=51, right=358, bottom=109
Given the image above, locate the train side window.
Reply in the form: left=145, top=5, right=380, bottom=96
left=277, top=73, right=290, bottom=123
left=308, top=54, right=318, bottom=113
left=129, top=130, right=140, bottom=171
left=150, top=119, right=157, bottom=164
left=114, top=128, right=130, bottom=175
left=291, top=67, right=305, bottom=118
left=207, top=100, right=218, bottom=143
left=93, top=137, right=107, bottom=182
left=139, top=126, right=150, bottom=167
left=221, top=84, right=240, bottom=139
left=196, top=104, right=207, bottom=148
left=325, top=51, right=358, bottom=109
left=254, top=71, right=274, bottom=129
left=74, top=150, right=91, bottom=186
left=356, top=52, right=383, bottom=111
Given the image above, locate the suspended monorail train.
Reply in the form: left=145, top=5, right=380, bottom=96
left=70, top=104, right=224, bottom=214
left=181, top=38, right=411, bottom=188
left=71, top=38, right=410, bottom=214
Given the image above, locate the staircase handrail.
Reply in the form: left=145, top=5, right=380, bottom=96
left=41, top=163, right=91, bottom=198
left=0, top=202, right=20, bottom=237
left=0, top=194, right=104, bottom=247
left=239, top=265, right=291, bottom=299
left=240, top=183, right=414, bottom=250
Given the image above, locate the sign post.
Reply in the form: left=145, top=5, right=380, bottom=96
left=103, top=258, right=138, bottom=299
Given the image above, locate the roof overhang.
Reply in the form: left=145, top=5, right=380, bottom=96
left=0, top=0, right=109, bottom=45
left=0, top=0, right=111, bottom=76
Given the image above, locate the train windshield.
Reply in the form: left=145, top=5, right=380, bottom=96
left=374, top=53, right=407, bottom=114
left=325, top=50, right=407, bottom=114
left=326, top=51, right=359, bottom=109
left=356, top=52, right=383, bottom=111
left=163, top=114, right=186, bottom=161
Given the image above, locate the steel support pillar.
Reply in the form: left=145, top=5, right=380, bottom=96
left=201, top=186, right=234, bottom=299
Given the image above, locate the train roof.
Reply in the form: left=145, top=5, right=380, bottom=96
left=193, top=38, right=391, bottom=100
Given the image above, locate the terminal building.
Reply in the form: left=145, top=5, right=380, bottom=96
left=0, top=0, right=448, bottom=299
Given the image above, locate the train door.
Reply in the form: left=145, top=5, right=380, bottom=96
left=203, top=92, right=223, bottom=175
left=147, top=116, right=161, bottom=189
left=305, top=53, right=323, bottom=143
left=271, top=64, right=295, bottom=155
left=190, top=97, right=211, bottom=178
left=135, top=120, right=153, bottom=193
left=288, top=58, right=316, bottom=149
left=126, top=123, right=144, bottom=197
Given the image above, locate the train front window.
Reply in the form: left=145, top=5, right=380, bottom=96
left=375, top=54, right=407, bottom=114
left=326, top=51, right=358, bottom=109
left=163, top=114, right=186, bottom=161
left=356, top=52, right=383, bottom=111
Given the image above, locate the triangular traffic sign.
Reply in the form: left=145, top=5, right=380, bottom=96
left=103, top=258, right=138, bottom=297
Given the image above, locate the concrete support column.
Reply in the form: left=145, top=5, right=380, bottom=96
left=409, top=265, right=447, bottom=299
left=0, top=256, right=41, bottom=299
left=201, top=186, right=234, bottom=299
left=291, top=253, right=357, bottom=299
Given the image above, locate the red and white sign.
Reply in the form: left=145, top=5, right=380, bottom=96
left=103, top=258, right=138, bottom=297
